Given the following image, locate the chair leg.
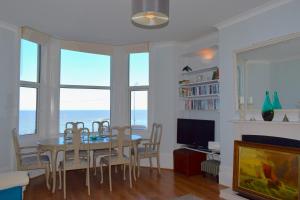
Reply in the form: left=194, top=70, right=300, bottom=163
left=58, top=167, right=62, bottom=190
left=149, top=157, right=152, bottom=169
left=123, top=164, right=126, bottom=180
left=157, top=155, right=161, bottom=175
left=100, top=163, right=104, bottom=184
left=45, top=165, right=50, bottom=190
left=131, top=155, right=136, bottom=181
left=87, top=167, right=90, bottom=196
left=129, top=163, right=132, bottom=189
left=63, top=169, right=66, bottom=199
left=86, top=168, right=88, bottom=186
left=114, top=165, right=118, bottom=173
left=93, top=155, right=97, bottom=176
left=109, top=164, right=112, bottom=192
left=137, top=158, right=140, bottom=178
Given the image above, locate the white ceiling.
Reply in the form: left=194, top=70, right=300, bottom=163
left=0, top=0, right=272, bottom=45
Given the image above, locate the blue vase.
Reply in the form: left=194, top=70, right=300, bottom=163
left=273, top=91, right=282, bottom=109
left=261, top=91, right=274, bottom=121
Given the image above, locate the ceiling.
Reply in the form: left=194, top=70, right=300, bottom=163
left=0, top=0, right=272, bottom=45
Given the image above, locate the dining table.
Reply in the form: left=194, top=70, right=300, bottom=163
left=38, top=133, right=142, bottom=193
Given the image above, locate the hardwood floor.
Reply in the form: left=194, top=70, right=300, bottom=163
left=24, top=167, right=226, bottom=200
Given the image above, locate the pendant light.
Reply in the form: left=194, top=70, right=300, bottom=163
left=131, top=0, right=169, bottom=28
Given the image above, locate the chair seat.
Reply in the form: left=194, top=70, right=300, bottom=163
left=21, top=155, right=49, bottom=169
left=93, top=149, right=117, bottom=157
left=65, top=150, right=88, bottom=160
left=59, top=158, right=89, bottom=171
left=133, top=147, right=158, bottom=158
left=101, top=154, right=130, bottom=166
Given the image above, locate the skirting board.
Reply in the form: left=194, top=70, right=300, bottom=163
left=220, top=188, right=248, bottom=200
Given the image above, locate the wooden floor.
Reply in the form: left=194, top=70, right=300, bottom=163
left=24, top=167, right=226, bottom=200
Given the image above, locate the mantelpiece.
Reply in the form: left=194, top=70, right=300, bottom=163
left=232, top=120, right=300, bottom=141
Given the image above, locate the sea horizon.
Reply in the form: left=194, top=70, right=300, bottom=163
left=19, top=109, right=147, bottom=135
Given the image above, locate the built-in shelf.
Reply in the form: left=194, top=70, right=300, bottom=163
left=179, top=66, right=219, bottom=111
left=179, top=79, right=219, bottom=87
left=181, top=94, right=219, bottom=99
left=181, top=66, right=218, bottom=76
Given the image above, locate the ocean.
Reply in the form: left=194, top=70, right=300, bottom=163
left=19, top=110, right=147, bottom=135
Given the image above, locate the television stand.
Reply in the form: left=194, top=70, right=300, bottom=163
left=173, top=148, right=207, bottom=176
left=183, top=146, right=220, bottom=156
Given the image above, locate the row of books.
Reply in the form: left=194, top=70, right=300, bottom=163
left=179, top=83, right=219, bottom=97
left=185, top=98, right=220, bottom=111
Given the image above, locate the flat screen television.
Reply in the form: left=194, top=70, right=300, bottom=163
left=177, top=118, right=215, bottom=149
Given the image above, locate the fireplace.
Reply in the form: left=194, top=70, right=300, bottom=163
left=233, top=135, right=300, bottom=200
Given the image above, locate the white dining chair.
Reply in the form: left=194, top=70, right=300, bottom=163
left=134, top=123, right=163, bottom=177
left=92, top=121, right=118, bottom=176
left=100, top=126, right=133, bottom=192
left=58, top=127, right=91, bottom=199
left=12, top=128, right=51, bottom=190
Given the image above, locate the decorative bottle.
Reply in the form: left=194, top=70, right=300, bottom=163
left=261, top=91, right=274, bottom=121
left=273, top=91, right=282, bottom=109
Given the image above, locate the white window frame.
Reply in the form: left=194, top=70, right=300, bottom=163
left=129, top=52, right=149, bottom=130
left=19, top=39, right=41, bottom=135
left=59, top=49, right=112, bottom=131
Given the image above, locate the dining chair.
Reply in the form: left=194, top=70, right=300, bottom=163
left=92, top=121, right=118, bottom=176
left=64, top=122, right=88, bottom=160
left=58, top=127, right=91, bottom=199
left=65, top=121, right=84, bottom=130
left=99, top=126, right=133, bottom=192
left=12, top=128, right=51, bottom=190
left=134, top=123, right=163, bottom=177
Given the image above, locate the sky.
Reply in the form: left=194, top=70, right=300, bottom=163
left=19, top=39, right=149, bottom=110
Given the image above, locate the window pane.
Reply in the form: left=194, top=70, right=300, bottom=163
left=60, top=88, right=110, bottom=133
left=60, top=49, right=111, bottom=86
left=131, top=91, right=148, bottom=128
left=129, top=52, right=149, bottom=86
left=19, top=87, right=37, bottom=135
left=20, top=39, right=39, bottom=82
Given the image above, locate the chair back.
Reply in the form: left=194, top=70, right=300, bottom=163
left=63, top=127, right=90, bottom=166
left=65, top=122, right=85, bottom=130
left=92, top=120, right=110, bottom=136
left=12, top=129, right=21, bottom=169
left=149, top=123, right=163, bottom=152
left=109, top=126, right=132, bottom=161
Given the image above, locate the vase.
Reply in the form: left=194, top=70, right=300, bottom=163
left=273, top=91, right=282, bottom=109
left=261, top=91, right=274, bottom=121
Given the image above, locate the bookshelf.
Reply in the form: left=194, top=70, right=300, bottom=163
left=179, top=66, right=220, bottom=111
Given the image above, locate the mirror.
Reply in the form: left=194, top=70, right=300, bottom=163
left=236, top=34, right=300, bottom=111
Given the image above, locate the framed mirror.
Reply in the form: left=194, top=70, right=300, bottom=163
left=234, top=33, right=300, bottom=121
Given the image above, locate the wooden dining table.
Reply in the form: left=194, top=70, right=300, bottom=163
left=38, top=133, right=142, bottom=193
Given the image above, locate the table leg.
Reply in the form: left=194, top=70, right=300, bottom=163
left=133, top=143, right=138, bottom=181
left=51, top=149, right=58, bottom=193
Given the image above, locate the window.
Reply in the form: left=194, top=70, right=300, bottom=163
left=60, top=49, right=111, bottom=132
left=129, top=52, right=149, bottom=129
left=19, top=39, right=40, bottom=135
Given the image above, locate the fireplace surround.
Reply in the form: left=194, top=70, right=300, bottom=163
left=233, top=136, right=300, bottom=200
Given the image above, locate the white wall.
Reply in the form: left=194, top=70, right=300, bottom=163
left=149, top=42, right=180, bottom=168
left=0, top=22, right=19, bottom=172
left=218, top=0, right=300, bottom=186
